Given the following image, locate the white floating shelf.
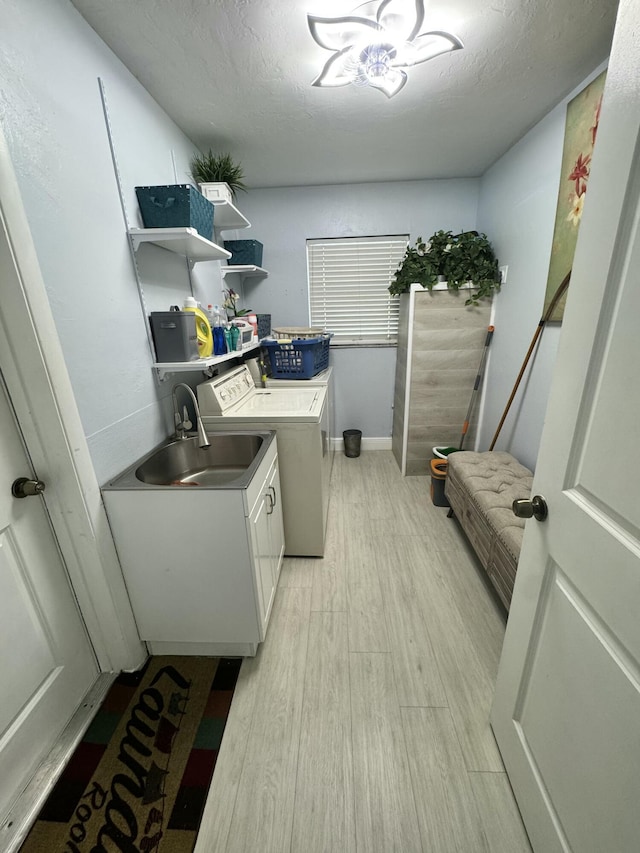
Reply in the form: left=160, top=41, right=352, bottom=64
left=220, top=265, right=268, bottom=279
left=211, top=199, right=251, bottom=230
left=129, top=227, right=231, bottom=261
left=153, top=341, right=260, bottom=381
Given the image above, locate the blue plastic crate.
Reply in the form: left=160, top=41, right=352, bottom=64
left=262, top=335, right=331, bottom=379
left=223, top=239, right=263, bottom=266
left=135, top=184, right=214, bottom=240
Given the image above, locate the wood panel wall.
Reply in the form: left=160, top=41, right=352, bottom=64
left=392, top=288, right=492, bottom=475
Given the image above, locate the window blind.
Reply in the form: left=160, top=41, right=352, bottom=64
left=307, top=235, right=408, bottom=343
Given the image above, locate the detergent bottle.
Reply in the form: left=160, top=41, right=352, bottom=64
left=183, top=297, right=213, bottom=358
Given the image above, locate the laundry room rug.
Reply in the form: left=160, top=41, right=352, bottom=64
left=20, top=655, right=241, bottom=853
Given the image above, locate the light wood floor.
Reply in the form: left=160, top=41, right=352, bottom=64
left=195, top=451, right=532, bottom=853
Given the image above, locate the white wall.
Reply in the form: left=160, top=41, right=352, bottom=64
left=0, top=0, right=609, bottom=479
left=238, top=180, right=479, bottom=438
left=477, top=62, right=608, bottom=472
left=0, top=0, right=228, bottom=484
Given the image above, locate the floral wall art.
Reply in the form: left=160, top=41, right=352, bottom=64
left=543, top=69, right=607, bottom=321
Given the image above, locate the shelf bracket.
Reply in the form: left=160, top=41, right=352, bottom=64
left=129, top=234, right=196, bottom=270
left=154, top=364, right=216, bottom=383
left=154, top=365, right=171, bottom=382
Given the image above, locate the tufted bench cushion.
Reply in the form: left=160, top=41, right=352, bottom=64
left=444, top=451, right=533, bottom=610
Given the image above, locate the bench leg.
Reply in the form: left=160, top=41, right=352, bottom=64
left=447, top=507, right=455, bottom=519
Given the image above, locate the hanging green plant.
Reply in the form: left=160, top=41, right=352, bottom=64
left=389, top=230, right=502, bottom=305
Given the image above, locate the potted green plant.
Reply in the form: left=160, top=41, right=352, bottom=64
left=190, top=150, right=247, bottom=204
left=222, top=287, right=251, bottom=318
left=389, top=230, right=502, bottom=305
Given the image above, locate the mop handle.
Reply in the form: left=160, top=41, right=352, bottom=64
left=459, top=326, right=495, bottom=448
left=489, top=271, right=571, bottom=451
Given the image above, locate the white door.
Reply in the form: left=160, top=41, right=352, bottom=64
left=491, top=3, right=640, bottom=851
left=0, top=374, right=98, bottom=821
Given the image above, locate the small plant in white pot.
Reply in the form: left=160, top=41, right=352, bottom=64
left=190, top=150, right=247, bottom=204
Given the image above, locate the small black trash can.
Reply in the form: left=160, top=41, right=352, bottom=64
left=430, top=458, right=450, bottom=507
left=343, top=429, right=362, bottom=458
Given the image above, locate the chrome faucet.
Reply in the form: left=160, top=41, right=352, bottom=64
left=171, top=383, right=210, bottom=448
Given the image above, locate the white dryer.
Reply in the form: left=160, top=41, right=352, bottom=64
left=264, top=366, right=333, bottom=387
left=264, top=366, right=335, bottom=479
left=197, top=365, right=330, bottom=556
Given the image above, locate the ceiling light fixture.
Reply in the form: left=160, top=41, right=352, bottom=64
left=307, top=0, right=463, bottom=99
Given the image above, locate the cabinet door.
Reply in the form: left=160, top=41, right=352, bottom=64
left=267, top=458, right=285, bottom=585
left=249, top=489, right=275, bottom=634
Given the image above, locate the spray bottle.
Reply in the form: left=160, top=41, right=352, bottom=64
left=211, top=305, right=227, bottom=355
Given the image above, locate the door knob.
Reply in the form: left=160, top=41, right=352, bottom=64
left=512, top=495, right=548, bottom=522
left=12, top=477, right=46, bottom=499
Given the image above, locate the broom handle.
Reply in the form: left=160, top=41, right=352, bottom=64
left=489, top=271, right=571, bottom=451
left=459, top=325, right=495, bottom=450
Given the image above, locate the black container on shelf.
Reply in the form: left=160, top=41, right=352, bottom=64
left=256, top=313, right=271, bottom=338
left=149, top=311, right=199, bottom=362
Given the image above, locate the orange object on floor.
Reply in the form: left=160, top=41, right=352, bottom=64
left=430, top=458, right=450, bottom=507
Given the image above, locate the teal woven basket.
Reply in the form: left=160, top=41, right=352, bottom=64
left=223, top=240, right=263, bottom=266
left=135, top=185, right=214, bottom=240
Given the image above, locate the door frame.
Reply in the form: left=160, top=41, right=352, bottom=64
left=0, top=129, right=145, bottom=673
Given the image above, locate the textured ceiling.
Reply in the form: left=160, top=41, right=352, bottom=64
left=69, top=0, right=618, bottom=188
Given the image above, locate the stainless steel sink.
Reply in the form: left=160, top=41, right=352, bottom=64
left=103, top=431, right=274, bottom=490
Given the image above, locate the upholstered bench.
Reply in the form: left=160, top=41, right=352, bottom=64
left=444, top=451, right=534, bottom=610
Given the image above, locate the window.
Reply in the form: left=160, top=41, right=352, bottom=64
left=307, top=235, right=408, bottom=344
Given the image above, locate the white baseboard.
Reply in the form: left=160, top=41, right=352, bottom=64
left=331, top=436, right=392, bottom=451
left=147, top=640, right=257, bottom=657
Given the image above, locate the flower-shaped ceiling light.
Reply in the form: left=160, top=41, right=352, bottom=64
left=308, top=0, right=463, bottom=98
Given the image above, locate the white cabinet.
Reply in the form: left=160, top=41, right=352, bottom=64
left=102, top=435, right=284, bottom=657
left=249, top=454, right=284, bottom=629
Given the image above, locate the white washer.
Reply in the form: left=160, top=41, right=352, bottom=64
left=197, top=365, right=330, bottom=556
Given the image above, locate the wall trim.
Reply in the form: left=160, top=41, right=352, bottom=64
left=331, top=437, right=392, bottom=451
left=0, top=129, right=145, bottom=673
